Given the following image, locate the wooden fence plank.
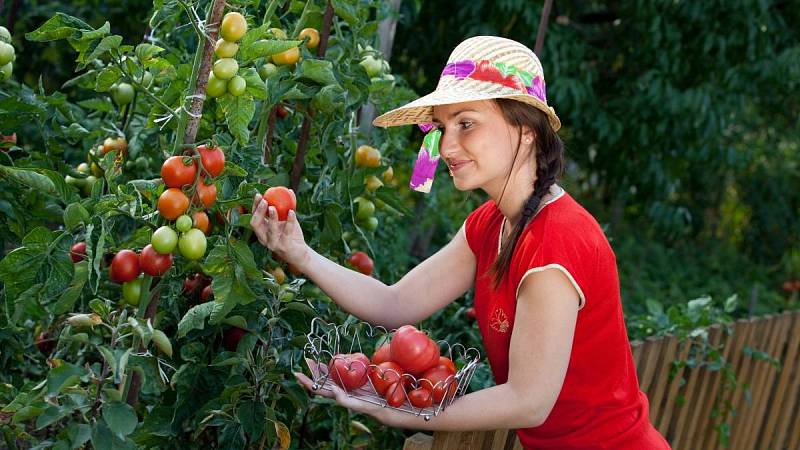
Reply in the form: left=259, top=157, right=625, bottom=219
left=487, top=429, right=512, bottom=450
left=759, top=312, right=798, bottom=450
left=694, top=322, right=740, bottom=450
left=631, top=340, right=644, bottom=366
left=404, top=432, right=434, bottom=450
left=713, top=319, right=758, bottom=450
left=648, top=335, right=679, bottom=429
left=739, top=315, right=787, bottom=450
left=730, top=317, right=774, bottom=450
left=639, top=337, right=665, bottom=394
left=768, top=312, right=800, bottom=450
left=676, top=325, right=722, bottom=450
left=656, top=339, right=691, bottom=438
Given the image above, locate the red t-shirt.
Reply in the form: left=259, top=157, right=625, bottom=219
left=463, top=190, right=670, bottom=449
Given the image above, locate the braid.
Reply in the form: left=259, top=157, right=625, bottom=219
left=488, top=99, right=564, bottom=289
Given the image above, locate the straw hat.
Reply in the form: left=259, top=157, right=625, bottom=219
left=373, top=36, right=561, bottom=131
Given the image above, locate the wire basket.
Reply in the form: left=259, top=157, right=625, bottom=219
left=303, top=316, right=482, bottom=420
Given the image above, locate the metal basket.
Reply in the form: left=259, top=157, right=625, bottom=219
left=303, top=317, right=481, bottom=420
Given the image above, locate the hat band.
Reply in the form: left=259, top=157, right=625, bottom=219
left=440, top=59, right=547, bottom=103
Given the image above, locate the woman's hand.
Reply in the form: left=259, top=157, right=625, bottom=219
left=250, top=192, right=308, bottom=265
left=293, top=371, right=391, bottom=422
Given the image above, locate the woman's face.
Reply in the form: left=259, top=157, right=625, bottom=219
left=432, top=100, right=532, bottom=194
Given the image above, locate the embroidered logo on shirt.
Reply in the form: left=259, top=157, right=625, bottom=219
left=489, top=308, right=510, bottom=333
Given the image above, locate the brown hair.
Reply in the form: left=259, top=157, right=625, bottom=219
left=487, top=99, right=564, bottom=289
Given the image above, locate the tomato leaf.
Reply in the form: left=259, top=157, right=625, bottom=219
left=236, top=400, right=266, bottom=441
left=135, top=43, right=163, bottom=62
left=241, top=67, right=267, bottom=100
left=177, top=301, right=215, bottom=338
left=331, top=0, right=359, bottom=25
left=95, top=66, right=122, bottom=92
left=24, top=13, right=95, bottom=42
left=0, top=164, right=57, bottom=196
left=53, top=261, right=88, bottom=315
left=219, top=95, right=255, bottom=145
left=46, top=362, right=84, bottom=395
left=311, top=84, right=345, bottom=116
left=102, top=402, right=138, bottom=438
left=241, top=39, right=302, bottom=63
left=298, top=59, right=338, bottom=86
left=79, top=35, right=122, bottom=70
left=64, top=203, right=90, bottom=230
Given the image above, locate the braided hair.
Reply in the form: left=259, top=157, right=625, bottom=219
left=487, top=99, right=564, bottom=289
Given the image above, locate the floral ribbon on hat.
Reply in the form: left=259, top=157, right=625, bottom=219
left=441, top=59, right=547, bottom=103
left=409, top=124, right=441, bottom=193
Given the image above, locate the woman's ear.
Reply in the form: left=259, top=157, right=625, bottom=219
left=521, top=126, right=535, bottom=146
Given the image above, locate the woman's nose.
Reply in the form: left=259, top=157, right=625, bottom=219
left=438, top=129, right=457, bottom=160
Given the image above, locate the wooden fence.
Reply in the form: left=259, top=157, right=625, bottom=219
left=404, top=311, right=800, bottom=450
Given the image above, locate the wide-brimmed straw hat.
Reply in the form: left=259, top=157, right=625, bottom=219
left=373, top=35, right=561, bottom=131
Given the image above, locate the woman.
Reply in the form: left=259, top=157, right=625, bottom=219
left=250, top=36, right=670, bottom=449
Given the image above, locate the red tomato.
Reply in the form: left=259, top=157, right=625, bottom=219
left=161, top=156, right=197, bottom=188
left=783, top=281, right=795, bottom=293
left=192, top=211, right=211, bottom=235
left=263, top=186, right=296, bottom=221
left=384, top=381, right=406, bottom=408
left=109, top=250, right=140, bottom=283
left=192, top=178, right=217, bottom=208
left=371, top=342, right=391, bottom=365
left=328, top=353, right=370, bottom=391
left=437, top=356, right=457, bottom=374
left=465, top=306, right=477, bottom=320
left=347, top=251, right=374, bottom=276
left=70, top=242, right=87, bottom=263
left=200, top=284, right=213, bottom=302
left=408, top=387, right=433, bottom=408
left=224, top=327, right=248, bottom=352
left=158, top=188, right=190, bottom=220
left=390, top=325, right=440, bottom=376
left=368, top=361, right=404, bottom=396
left=140, top=244, right=173, bottom=276
left=420, top=366, right=457, bottom=404
left=197, top=145, right=225, bottom=178
left=275, top=104, right=288, bottom=119
left=182, top=273, right=209, bottom=298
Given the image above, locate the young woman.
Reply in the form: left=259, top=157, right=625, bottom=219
left=250, top=36, right=670, bottom=449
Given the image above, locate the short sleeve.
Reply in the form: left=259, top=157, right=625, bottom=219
left=463, top=201, right=496, bottom=255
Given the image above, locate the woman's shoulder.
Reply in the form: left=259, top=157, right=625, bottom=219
left=530, top=190, right=611, bottom=253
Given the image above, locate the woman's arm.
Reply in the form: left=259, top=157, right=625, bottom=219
left=295, top=267, right=579, bottom=430
left=250, top=193, right=476, bottom=329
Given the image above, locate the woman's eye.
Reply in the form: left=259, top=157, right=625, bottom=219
left=460, top=120, right=473, bottom=129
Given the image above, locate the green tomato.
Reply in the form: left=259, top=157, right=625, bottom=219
left=258, top=63, right=277, bottom=80
left=176, top=215, right=192, bottom=232
left=83, top=176, right=97, bottom=196
left=359, top=55, right=382, bottom=77
left=227, top=75, right=246, bottom=96
left=77, top=163, right=90, bottom=174
left=215, top=38, right=239, bottom=58
left=111, top=83, right=134, bottom=105
left=134, top=156, right=149, bottom=170
left=0, top=42, right=14, bottom=66
left=122, top=278, right=142, bottom=306
left=355, top=197, right=375, bottom=222
left=65, top=175, right=85, bottom=188
left=179, top=228, right=207, bottom=260
left=212, top=58, right=238, bottom=80
left=0, top=26, right=10, bottom=44
left=152, top=226, right=178, bottom=254
left=0, top=62, right=12, bottom=82
left=363, top=216, right=379, bottom=232
left=206, top=73, right=227, bottom=98
left=139, top=71, right=154, bottom=88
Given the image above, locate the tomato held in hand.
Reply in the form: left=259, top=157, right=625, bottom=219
left=384, top=381, right=407, bottom=408
left=109, top=249, right=140, bottom=283
left=371, top=342, right=391, bottom=364
left=158, top=188, right=190, bottom=220
left=140, top=244, right=173, bottom=276
left=197, top=144, right=225, bottom=177
left=420, top=366, right=457, bottom=403
left=192, top=178, right=217, bottom=208
left=347, top=251, right=374, bottom=276
left=70, top=242, right=87, bottom=263
left=390, top=325, right=440, bottom=376
left=408, top=387, right=433, bottom=408
left=263, top=186, right=296, bottom=221
left=161, top=156, right=197, bottom=188
left=368, top=361, right=404, bottom=395
left=328, top=353, right=370, bottom=391
left=437, top=356, right=457, bottom=374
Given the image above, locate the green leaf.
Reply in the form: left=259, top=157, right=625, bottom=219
left=219, top=95, right=255, bottom=145
left=47, top=362, right=84, bottom=395
left=53, top=261, right=88, bottom=315
left=80, top=35, right=122, bottom=69
left=222, top=161, right=248, bottom=177
left=724, top=294, right=738, bottom=313
left=0, top=164, right=57, bottom=195
left=98, top=346, right=118, bottom=379
left=24, top=13, right=94, bottom=42
left=374, top=189, right=412, bottom=216
left=298, top=59, right=338, bottom=86
left=311, top=84, right=345, bottom=116
left=96, top=66, right=122, bottom=92
left=77, top=97, right=114, bottom=113
left=135, top=43, right=163, bottom=62
left=242, top=39, right=302, bottom=63
left=102, top=402, right=137, bottom=438
left=177, top=301, right=216, bottom=338
left=241, top=67, right=267, bottom=100
left=331, top=0, right=359, bottom=25
left=236, top=400, right=266, bottom=441
left=64, top=203, right=90, bottom=230
left=320, top=204, right=343, bottom=248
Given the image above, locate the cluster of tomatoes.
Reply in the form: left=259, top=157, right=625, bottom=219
left=782, top=280, right=800, bottom=294
left=208, top=12, right=249, bottom=98
left=0, top=26, right=15, bottom=82
left=327, top=325, right=458, bottom=409
left=64, top=136, right=128, bottom=195
left=350, top=145, right=395, bottom=235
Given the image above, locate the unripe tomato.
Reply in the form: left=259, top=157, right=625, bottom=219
left=179, top=229, right=207, bottom=260
left=197, top=144, right=225, bottom=177
left=220, top=12, right=247, bottom=42
left=206, top=73, right=228, bottom=98
left=161, top=155, right=197, bottom=188
left=365, top=175, right=383, bottom=192
left=70, top=242, right=87, bottom=263
left=272, top=47, right=300, bottom=66
left=298, top=28, right=320, bottom=49
left=176, top=215, right=193, bottom=232
left=268, top=28, right=287, bottom=39
left=363, top=216, right=379, bottom=232
left=258, top=63, right=277, bottom=80
left=0, top=26, right=10, bottom=44
left=227, top=75, right=246, bottom=96
left=0, top=62, right=11, bottom=82
left=151, top=226, right=178, bottom=254
left=76, top=162, right=90, bottom=174
left=82, top=176, right=97, bottom=196
left=347, top=251, right=374, bottom=276
left=158, top=188, right=190, bottom=220
left=214, top=38, right=239, bottom=58
left=359, top=55, right=382, bottom=77
left=109, top=250, right=141, bottom=284
left=212, top=58, right=238, bottom=80
left=122, top=278, right=142, bottom=306
left=268, top=266, right=286, bottom=284
left=0, top=42, right=14, bottom=66
left=355, top=197, right=375, bottom=222
left=192, top=211, right=211, bottom=235
left=355, top=145, right=381, bottom=168
left=263, top=186, right=296, bottom=221
left=140, top=244, right=173, bottom=276
left=102, top=137, right=128, bottom=156
left=382, top=166, right=394, bottom=183
left=192, top=179, right=217, bottom=208
left=111, top=83, right=134, bottom=105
